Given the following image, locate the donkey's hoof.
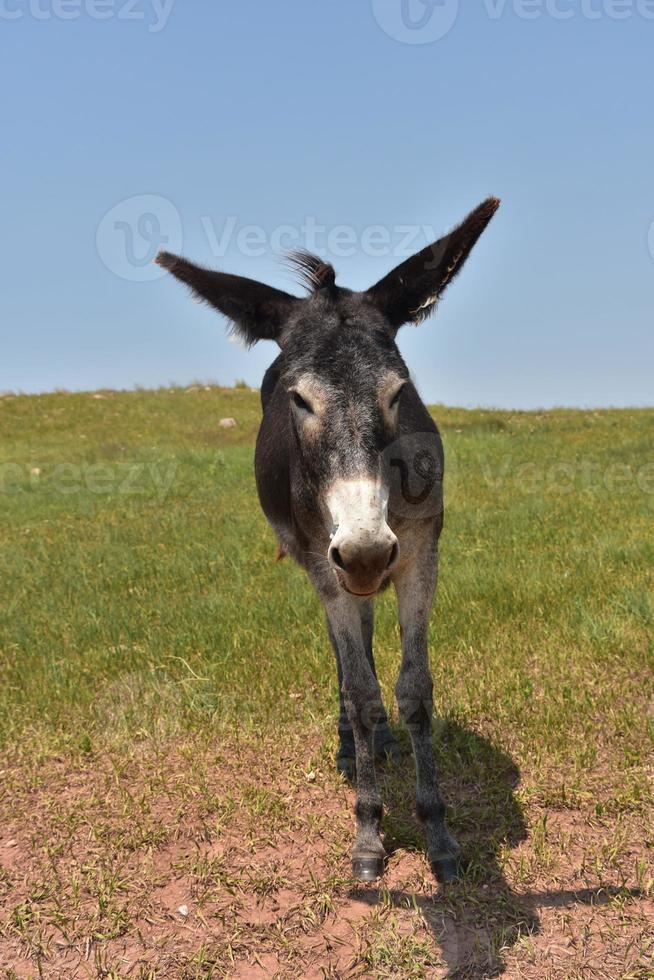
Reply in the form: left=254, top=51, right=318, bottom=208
left=430, top=855, right=459, bottom=884
left=352, top=855, right=385, bottom=882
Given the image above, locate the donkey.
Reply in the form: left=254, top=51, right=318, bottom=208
left=157, top=197, right=499, bottom=883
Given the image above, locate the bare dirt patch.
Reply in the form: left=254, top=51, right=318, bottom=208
left=1, top=729, right=652, bottom=978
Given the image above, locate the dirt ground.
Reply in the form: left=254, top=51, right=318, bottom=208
left=1, top=730, right=652, bottom=979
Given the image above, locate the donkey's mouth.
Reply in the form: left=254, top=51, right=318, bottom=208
left=336, top=573, right=383, bottom=598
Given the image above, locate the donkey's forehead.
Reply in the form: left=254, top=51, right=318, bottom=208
left=286, top=290, right=390, bottom=341
left=282, top=292, right=407, bottom=385
left=283, top=332, right=407, bottom=392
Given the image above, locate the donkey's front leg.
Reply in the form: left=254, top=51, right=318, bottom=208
left=325, top=593, right=386, bottom=881
left=394, top=548, right=460, bottom=883
left=329, top=600, right=401, bottom=776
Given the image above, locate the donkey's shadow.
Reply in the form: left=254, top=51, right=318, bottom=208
left=354, top=718, right=538, bottom=978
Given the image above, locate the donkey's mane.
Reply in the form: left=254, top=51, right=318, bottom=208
left=286, top=250, right=337, bottom=294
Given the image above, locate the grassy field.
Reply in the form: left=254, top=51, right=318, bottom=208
left=0, top=385, right=652, bottom=979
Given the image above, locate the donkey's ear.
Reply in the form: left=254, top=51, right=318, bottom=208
left=367, top=198, right=500, bottom=330
left=156, top=252, right=299, bottom=347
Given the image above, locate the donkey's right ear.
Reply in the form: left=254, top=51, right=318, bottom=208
left=156, top=252, right=300, bottom=347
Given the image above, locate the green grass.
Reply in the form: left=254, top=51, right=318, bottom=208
left=0, top=385, right=653, bottom=977
left=1, top=388, right=652, bottom=768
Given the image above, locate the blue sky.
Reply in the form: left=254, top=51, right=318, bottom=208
left=2, top=0, right=652, bottom=408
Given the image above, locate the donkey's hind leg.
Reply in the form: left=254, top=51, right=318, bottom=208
left=328, top=600, right=400, bottom=778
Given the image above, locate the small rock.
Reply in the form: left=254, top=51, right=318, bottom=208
left=177, top=904, right=189, bottom=917
left=4, top=839, right=17, bottom=848
left=30, top=468, right=41, bottom=477
left=219, top=418, right=237, bottom=429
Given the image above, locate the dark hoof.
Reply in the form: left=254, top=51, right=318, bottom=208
left=430, top=855, right=459, bottom=884
left=352, top=855, right=385, bottom=882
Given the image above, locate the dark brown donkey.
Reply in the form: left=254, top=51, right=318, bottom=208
left=157, top=197, right=500, bottom=883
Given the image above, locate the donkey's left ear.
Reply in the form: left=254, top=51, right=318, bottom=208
left=156, top=252, right=300, bottom=347
left=366, top=197, right=500, bottom=331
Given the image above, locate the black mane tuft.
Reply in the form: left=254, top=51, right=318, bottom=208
left=286, top=250, right=337, bottom=294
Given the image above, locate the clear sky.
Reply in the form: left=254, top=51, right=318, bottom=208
left=2, top=0, right=653, bottom=408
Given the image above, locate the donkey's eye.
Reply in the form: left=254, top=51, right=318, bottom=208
left=389, top=386, right=404, bottom=409
left=291, top=391, right=313, bottom=414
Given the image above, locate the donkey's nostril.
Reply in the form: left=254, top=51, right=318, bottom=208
left=330, top=546, right=347, bottom=571
left=329, top=537, right=399, bottom=578
left=387, top=540, right=400, bottom=570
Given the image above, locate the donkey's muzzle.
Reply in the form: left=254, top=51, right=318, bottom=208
left=328, top=531, right=399, bottom=596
